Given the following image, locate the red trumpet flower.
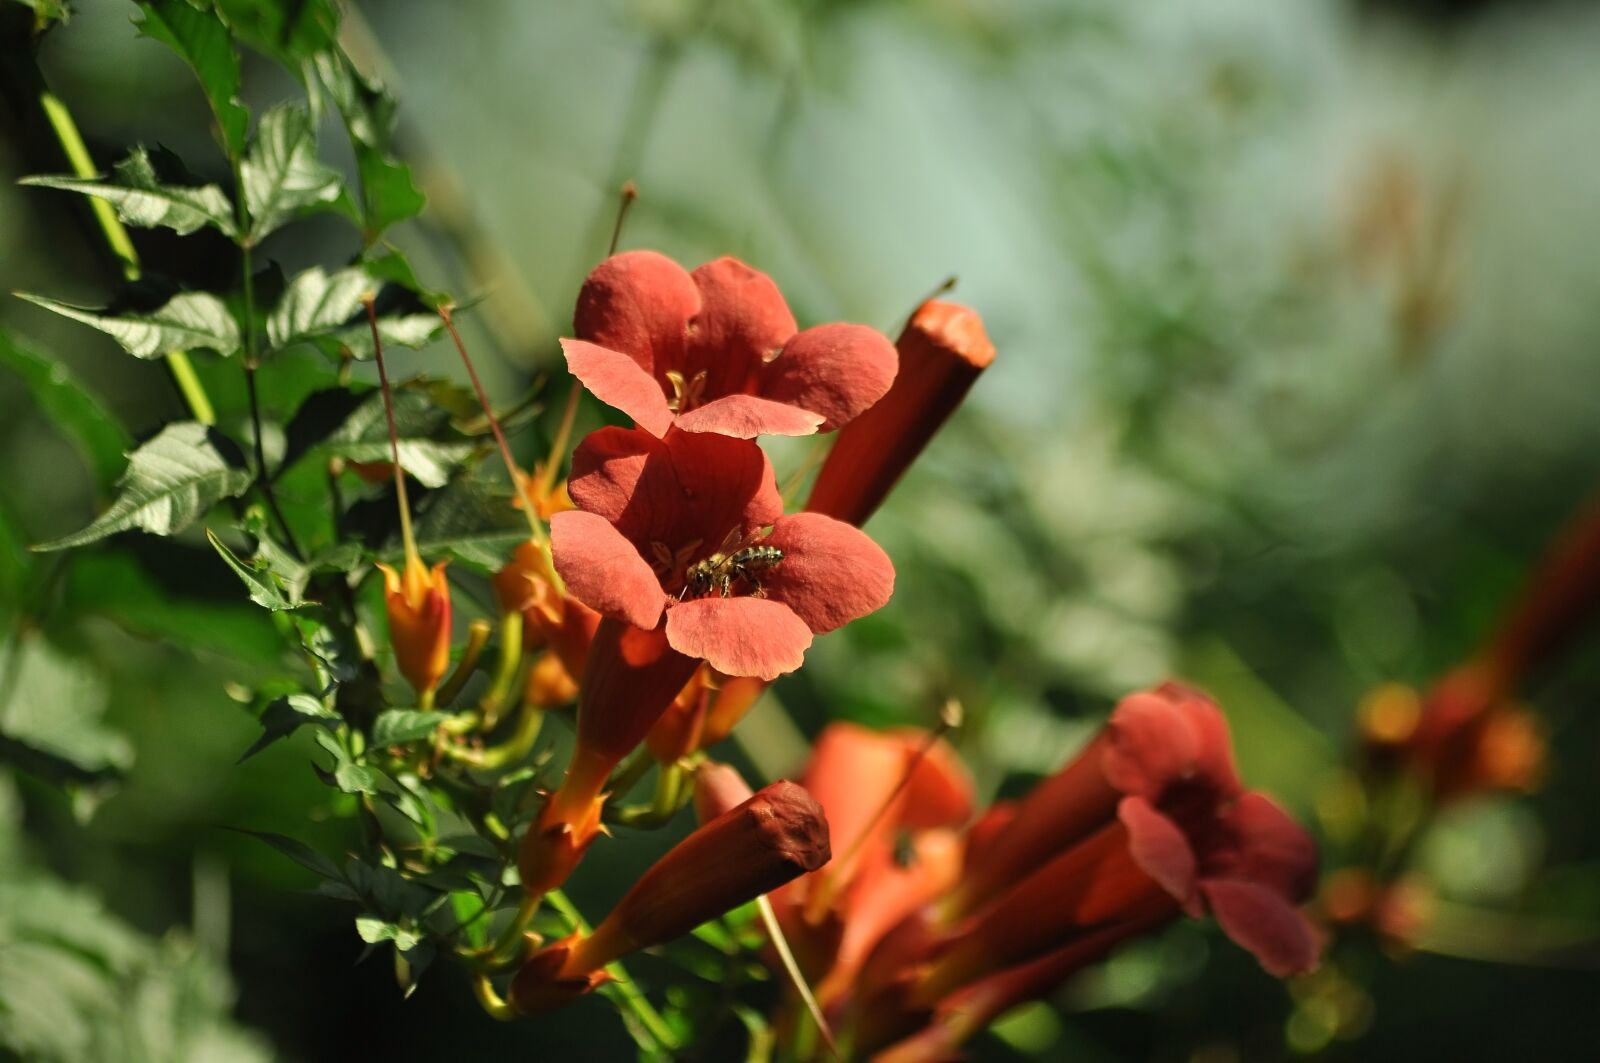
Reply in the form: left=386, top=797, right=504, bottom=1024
left=563, top=250, right=898, bottom=439
left=551, top=425, right=895, bottom=681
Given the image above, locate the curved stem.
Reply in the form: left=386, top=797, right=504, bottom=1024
left=364, top=295, right=419, bottom=565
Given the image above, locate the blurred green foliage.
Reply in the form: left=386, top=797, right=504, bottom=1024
left=3, top=0, right=1600, bottom=1059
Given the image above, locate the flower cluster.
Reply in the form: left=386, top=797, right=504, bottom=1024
left=751, top=683, right=1321, bottom=1060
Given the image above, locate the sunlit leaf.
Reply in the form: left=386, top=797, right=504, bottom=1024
left=314, top=730, right=376, bottom=794
left=22, top=145, right=237, bottom=238
left=240, top=102, right=343, bottom=242
left=17, top=290, right=241, bottom=360
left=0, top=329, right=130, bottom=489
left=135, top=0, right=250, bottom=158
left=265, top=265, right=371, bottom=350
left=34, top=422, right=251, bottom=551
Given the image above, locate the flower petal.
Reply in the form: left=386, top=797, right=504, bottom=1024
left=685, top=257, right=797, bottom=398
left=573, top=249, right=699, bottom=378
left=1213, top=791, right=1319, bottom=902
left=569, top=426, right=782, bottom=552
left=550, top=510, right=665, bottom=630
left=890, top=728, right=974, bottom=831
left=1199, top=878, right=1322, bottom=977
left=1103, top=689, right=1240, bottom=802
left=665, top=596, right=812, bottom=680
left=675, top=394, right=823, bottom=438
left=1118, top=796, right=1200, bottom=914
left=562, top=339, right=675, bottom=437
left=763, top=323, right=898, bottom=431
left=761, top=512, right=895, bottom=634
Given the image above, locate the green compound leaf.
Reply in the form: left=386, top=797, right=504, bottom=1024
left=16, top=290, right=241, bottom=360
left=21, top=145, right=238, bottom=238
left=241, top=102, right=344, bottom=243
left=34, top=422, right=252, bottom=551
left=135, top=0, right=250, bottom=158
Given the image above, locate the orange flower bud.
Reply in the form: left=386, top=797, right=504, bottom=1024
left=515, top=781, right=831, bottom=1010
left=807, top=301, right=995, bottom=527
left=525, top=649, right=578, bottom=708
left=702, top=673, right=768, bottom=748
left=376, top=554, right=452, bottom=696
left=645, top=666, right=712, bottom=763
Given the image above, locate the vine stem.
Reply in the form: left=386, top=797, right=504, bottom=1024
left=36, top=91, right=215, bottom=426
left=438, top=306, right=545, bottom=546
left=546, top=889, right=679, bottom=1055
left=365, top=296, right=420, bottom=566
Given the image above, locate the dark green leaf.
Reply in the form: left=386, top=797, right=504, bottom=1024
left=313, top=730, right=376, bottom=794
left=286, top=386, right=475, bottom=487
left=34, top=422, right=251, bottom=550
left=16, top=290, right=241, bottom=360
left=240, top=102, right=343, bottom=242
left=0, top=329, right=130, bottom=489
left=213, top=0, right=340, bottom=66
left=207, top=528, right=299, bottom=611
left=409, top=477, right=528, bottom=568
left=21, top=146, right=238, bottom=237
left=312, top=313, right=440, bottom=361
left=230, top=827, right=342, bottom=880
left=0, top=636, right=132, bottom=779
left=135, top=0, right=250, bottom=158
left=238, top=693, right=337, bottom=762
left=371, top=709, right=447, bottom=746
left=309, top=52, right=426, bottom=236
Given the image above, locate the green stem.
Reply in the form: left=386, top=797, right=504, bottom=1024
left=37, top=91, right=215, bottom=425
left=546, top=889, right=678, bottom=1054
left=441, top=701, right=543, bottom=773
left=477, top=610, right=524, bottom=727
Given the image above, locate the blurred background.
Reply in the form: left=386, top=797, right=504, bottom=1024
left=3, top=0, right=1600, bottom=1059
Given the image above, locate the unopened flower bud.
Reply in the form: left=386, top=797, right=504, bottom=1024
left=376, top=554, right=452, bottom=696
left=560, top=781, right=830, bottom=977
left=807, top=300, right=995, bottom=527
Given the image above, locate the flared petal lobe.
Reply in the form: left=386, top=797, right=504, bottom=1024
left=562, top=338, right=675, bottom=437
left=549, top=510, right=666, bottom=630
left=762, top=512, right=896, bottom=634
left=684, top=256, right=797, bottom=398
left=573, top=249, right=699, bottom=379
left=664, top=596, right=813, bottom=681
left=763, top=323, right=899, bottom=431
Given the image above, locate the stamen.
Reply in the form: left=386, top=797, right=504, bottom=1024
left=607, top=180, right=639, bottom=257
